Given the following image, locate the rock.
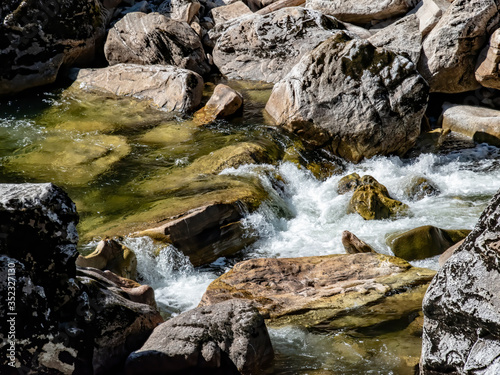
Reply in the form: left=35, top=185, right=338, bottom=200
left=0, top=0, right=107, bottom=95
left=403, top=176, right=440, bottom=201
left=419, top=188, right=500, bottom=374
left=476, top=29, right=500, bottom=90
left=415, top=0, right=450, bottom=35
left=438, top=238, right=464, bottom=267
left=104, top=12, right=210, bottom=76
left=158, top=0, right=201, bottom=23
left=126, top=299, right=274, bottom=375
left=71, top=64, right=203, bottom=113
left=341, top=230, right=376, bottom=254
left=194, top=84, right=243, bottom=124
left=368, top=14, right=422, bottom=64
left=337, top=173, right=361, bottom=194
left=76, top=239, right=137, bottom=280
left=386, top=225, right=471, bottom=261
left=407, top=128, right=477, bottom=157
left=265, top=31, right=429, bottom=163
left=0, top=183, right=162, bottom=374
left=212, top=8, right=345, bottom=83
left=211, top=1, right=252, bottom=24
left=347, top=175, right=409, bottom=220
left=441, top=104, right=500, bottom=147
left=418, top=0, right=500, bottom=93
left=200, top=253, right=436, bottom=330
left=304, top=0, right=413, bottom=24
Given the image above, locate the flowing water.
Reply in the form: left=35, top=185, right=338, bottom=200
left=2, top=82, right=500, bottom=374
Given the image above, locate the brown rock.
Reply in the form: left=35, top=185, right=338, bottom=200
left=415, top=0, right=450, bottom=35
left=211, top=1, right=253, bottom=24
left=194, top=84, right=243, bottom=124
left=337, top=173, right=361, bottom=194
left=341, top=230, right=376, bottom=254
left=476, top=29, right=500, bottom=90
left=158, top=0, right=201, bottom=23
left=438, top=238, right=464, bottom=267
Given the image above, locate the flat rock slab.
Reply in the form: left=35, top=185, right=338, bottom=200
left=72, top=64, right=203, bottom=113
left=200, top=253, right=435, bottom=330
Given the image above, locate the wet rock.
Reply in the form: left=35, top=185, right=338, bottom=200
left=126, top=299, right=274, bottom=375
left=418, top=0, right=500, bottom=93
left=476, top=29, right=500, bottom=90
left=104, top=12, right=210, bottom=76
left=441, top=104, right=500, bottom=147
left=212, top=8, right=345, bottom=83
left=403, top=176, right=440, bottom=201
left=386, top=225, right=470, bottom=261
left=0, top=183, right=162, bottom=374
left=337, top=173, right=361, bottom=194
left=407, top=128, right=477, bottom=157
left=71, top=64, right=203, bottom=113
left=76, top=238, right=137, bottom=280
left=194, top=84, right=243, bottom=124
left=211, top=1, right=252, bottom=24
left=158, top=0, right=201, bottom=23
left=265, top=31, right=429, bottom=163
left=414, top=0, right=450, bottom=35
left=341, top=230, right=376, bottom=254
left=0, top=0, right=107, bottom=95
left=420, top=188, right=500, bottom=374
left=304, top=0, right=413, bottom=24
left=200, top=253, right=435, bottom=330
left=348, top=176, right=409, bottom=220
left=368, top=14, right=422, bottom=64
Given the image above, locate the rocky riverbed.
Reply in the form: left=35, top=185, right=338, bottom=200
left=2, top=0, right=500, bottom=374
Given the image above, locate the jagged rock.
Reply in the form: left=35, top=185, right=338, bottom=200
left=265, top=31, right=429, bottom=163
left=71, top=64, right=203, bottom=113
left=76, top=239, right=137, bottom=280
left=476, top=29, right=500, bottom=90
left=304, top=0, right=413, bottom=24
left=200, top=253, right=435, bottom=330
left=386, top=225, right=470, bottom=261
left=211, top=1, right=252, bottom=24
left=194, top=84, right=243, bottom=124
left=0, top=183, right=162, bottom=375
left=337, top=173, right=361, bottom=194
left=414, top=0, right=450, bottom=35
left=126, top=299, right=274, bottom=375
left=368, top=14, right=422, bottom=64
left=0, top=0, right=107, bottom=95
left=403, top=176, right=440, bottom=201
left=158, top=0, right=201, bottom=23
left=347, top=175, right=409, bottom=220
left=212, top=8, right=345, bottom=83
left=341, top=230, right=376, bottom=254
left=441, top=104, right=500, bottom=147
left=418, top=0, right=500, bottom=93
left=104, top=12, right=210, bottom=76
left=420, top=188, right=500, bottom=374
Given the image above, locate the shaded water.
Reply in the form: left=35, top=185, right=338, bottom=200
left=2, top=82, right=500, bottom=374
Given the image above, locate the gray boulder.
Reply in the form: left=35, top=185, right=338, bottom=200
left=125, top=299, right=274, bottom=375
left=418, top=0, right=500, bottom=93
left=265, top=31, right=429, bottom=163
left=420, top=188, right=500, bottom=374
left=104, top=12, right=210, bottom=76
left=212, top=7, right=345, bottom=83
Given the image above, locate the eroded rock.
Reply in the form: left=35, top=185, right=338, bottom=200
left=476, top=29, right=500, bottom=90
left=211, top=1, right=252, bottom=24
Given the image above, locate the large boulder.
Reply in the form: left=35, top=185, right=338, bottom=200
left=212, top=7, right=345, bottom=83
left=200, top=253, right=436, bottom=330
left=71, top=64, right=204, bottom=113
left=476, top=29, right=500, bottom=90
left=0, top=183, right=162, bottom=374
left=126, top=299, right=274, bottom=375
left=304, top=0, right=413, bottom=24
left=0, top=0, right=107, bottom=95
left=420, top=189, right=500, bottom=374
left=418, top=0, right=500, bottom=93
left=104, top=12, right=210, bottom=76
left=265, top=31, right=429, bottom=163
left=441, top=104, right=500, bottom=147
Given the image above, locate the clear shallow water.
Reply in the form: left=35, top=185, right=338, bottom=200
left=2, top=84, right=500, bottom=374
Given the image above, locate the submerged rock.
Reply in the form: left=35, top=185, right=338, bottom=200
left=200, top=253, right=435, bottom=330
left=126, top=299, right=274, bottom=375
left=212, top=8, right=345, bottom=83
left=403, top=176, right=440, bottom=201
left=71, top=64, right=204, bottom=113
left=105, top=12, right=210, bottom=76
left=420, top=188, right=500, bottom=374
left=265, top=31, right=429, bottom=163
left=386, top=225, right=470, bottom=261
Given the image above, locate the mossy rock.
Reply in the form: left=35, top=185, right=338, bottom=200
left=403, top=176, right=440, bottom=201
left=386, top=225, right=471, bottom=261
